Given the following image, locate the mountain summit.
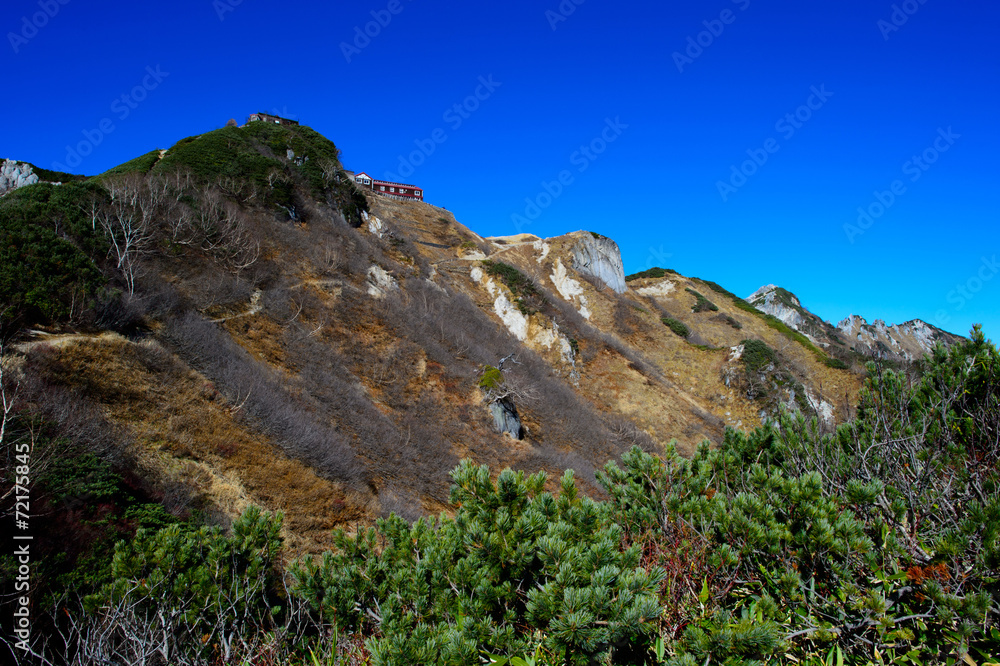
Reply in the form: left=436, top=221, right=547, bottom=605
left=747, top=284, right=961, bottom=362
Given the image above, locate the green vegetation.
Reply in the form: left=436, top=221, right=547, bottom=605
left=719, top=314, right=743, bottom=330
left=823, top=356, right=849, bottom=369
left=28, top=163, right=88, bottom=182
left=588, top=231, right=606, bottom=239
left=0, top=182, right=108, bottom=326
left=625, top=267, right=677, bottom=282
left=481, top=259, right=546, bottom=315
left=102, top=149, right=162, bottom=176
left=478, top=365, right=504, bottom=390
left=685, top=288, right=718, bottom=313
left=15, top=328, right=999, bottom=664
left=154, top=126, right=292, bottom=206
left=740, top=338, right=777, bottom=372
left=661, top=316, right=689, bottom=338
left=293, top=465, right=664, bottom=664
left=150, top=122, right=368, bottom=224
left=697, top=278, right=851, bottom=370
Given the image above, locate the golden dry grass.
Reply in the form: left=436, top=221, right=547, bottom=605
left=35, top=334, right=372, bottom=555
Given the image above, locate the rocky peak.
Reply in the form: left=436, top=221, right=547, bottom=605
left=0, top=159, right=40, bottom=197
left=569, top=232, right=626, bottom=293
left=747, top=284, right=809, bottom=332
left=837, top=315, right=958, bottom=361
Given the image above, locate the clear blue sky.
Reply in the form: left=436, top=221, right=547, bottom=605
left=3, top=0, right=998, bottom=339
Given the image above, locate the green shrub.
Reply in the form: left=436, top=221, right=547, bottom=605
left=823, top=356, right=849, bottom=369
left=87, top=508, right=285, bottom=662
left=0, top=182, right=108, bottom=325
left=28, top=163, right=88, bottom=182
left=102, top=150, right=162, bottom=176
left=292, top=464, right=665, bottom=665
left=685, top=288, right=719, bottom=313
left=719, top=314, right=743, bottom=330
left=740, top=338, right=776, bottom=372
left=625, top=267, right=677, bottom=282
left=661, top=316, right=690, bottom=338
left=478, top=365, right=504, bottom=390
left=481, top=260, right=546, bottom=315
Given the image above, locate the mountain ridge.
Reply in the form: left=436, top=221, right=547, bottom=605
left=0, top=119, right=958, bottom=549
left=747, top=283, right=962, bottom=363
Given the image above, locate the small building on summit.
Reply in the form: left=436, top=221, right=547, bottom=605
left=353, top=172, right=424, bottom=202
left=245, top=112, right=299, bottom=126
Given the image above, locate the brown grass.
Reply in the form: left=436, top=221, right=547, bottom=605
left=31, top=334, right=371, bottom=555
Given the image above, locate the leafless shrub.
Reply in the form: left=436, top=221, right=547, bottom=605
left=603, top=415, right=657, bottom=453
left=98, top=173, right=163, bottom=294
left=160, top=312, right=368, bottom=487
left=29, top=573, right=346, bottom=666
left=612, top=298, right=642, bottom=336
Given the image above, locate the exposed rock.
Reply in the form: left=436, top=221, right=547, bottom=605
left=489, top=397, right=524, bottom=439
left=366, top=212, right=385, bottom=238
left=837, top=314, right=958, bottom=361
left=550, top=258, right=591, bottom=319
left=471, top=266, right=530, bottom=341
left=747, top=284, right=810, bottom=332
left=0, top=159, right=40, bottom=197
left=366, top=265, right=397, bottom=298
left=570, top=233, right=627, bottom=293
left=636, top=280, right=676, bottom=297
left=533, top=239, right=550, bottom=263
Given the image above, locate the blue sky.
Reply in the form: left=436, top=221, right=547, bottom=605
left=3, top=0, right=998, bottom=339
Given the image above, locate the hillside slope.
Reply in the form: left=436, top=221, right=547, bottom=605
left=1, top=121, right=879, bottom=552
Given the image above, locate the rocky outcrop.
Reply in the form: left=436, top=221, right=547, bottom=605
left=366, top=265, right=397, bottom=298
left=489, top=397, right=524, bottom=439
left=747, top=284, right=811, bottom=332
left=570, top=233, right=627, bottom=293
left=0, top=159, right=40, bottom=197
left=837, top=315, right=958, bottom=362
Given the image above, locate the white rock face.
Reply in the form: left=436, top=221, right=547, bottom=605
left=533, top=240, right=550, bottom=263
left=836, top=314, right=949, bottom=361
left=550, top=259, right=591, bottom=319
left=0, top=159, right=40, bottom=197
left=636, top=280, right=676, bottom=297
left=748, top=284, right=809, bottom=332
left=366, top=265, right=397, bottom=298
left=570, top=234, right=627, bottom=293
left=472, top=266, right=529, bottom=341
left=804, top=388, right=835, bottom=424
left=367, top=214, right=384, bottom=238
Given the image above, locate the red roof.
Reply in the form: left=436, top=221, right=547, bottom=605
left=355, top=172, right=421, bottom=189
